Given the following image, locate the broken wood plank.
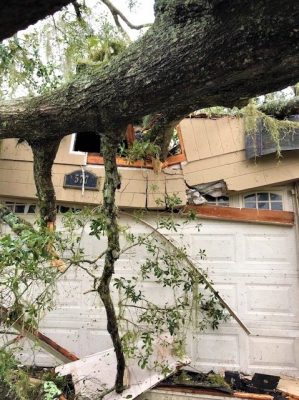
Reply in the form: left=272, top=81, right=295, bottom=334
left=147, top=388, right=274, bottom=400
left=56, top=334, right=190, bottom=400
left=0, top=306, right=79, bottom=363
left=278, top=377, right=299, bottom=400
left=234, top=392, right=273, bottom=400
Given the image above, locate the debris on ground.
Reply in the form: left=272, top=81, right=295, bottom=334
left=56, top=334, right=190, bottom=400
left=150, top=369, right=292, bottom=400
left=0, top=366, right=74, bottom=400
left=159, top=369, right=233, bottom=394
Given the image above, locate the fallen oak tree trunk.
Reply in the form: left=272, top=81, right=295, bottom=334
left=0, top=1, right=298, bottom=145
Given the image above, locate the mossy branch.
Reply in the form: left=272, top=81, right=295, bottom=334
left=98, top=133, right=126, bottom=394
left=259, top=96, right=299, bottom=119
left=244, top=102, right=299, bottom=157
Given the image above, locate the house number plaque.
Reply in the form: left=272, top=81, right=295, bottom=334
left=63, top=170, right=98, bottom=190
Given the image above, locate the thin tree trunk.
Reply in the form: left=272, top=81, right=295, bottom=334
left=98, top=133, right=125, bottom=393
left=30, top=138, right=61, bottom=227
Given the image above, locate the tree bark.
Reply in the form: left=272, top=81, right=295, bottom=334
left=30, top=138, right=61, bottom=226
left=259, top=96, right=299, bottom=119
left=98, top=133, right=125, bottom=393
left=0, top=0, right=298, bottom=144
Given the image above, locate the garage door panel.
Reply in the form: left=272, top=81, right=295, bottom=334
left=244, top=233, right=294, bottom=263
left=212, top=283, right=238, bottom=310
left=213, top=278, right=299, bottom=323
left=190, top=332, right=241, bottom=369
left=191, top=233, right=237, bottom=262
left=246, top=283, right=296, bottom=316
left=248, top=335, right=298, bottom=372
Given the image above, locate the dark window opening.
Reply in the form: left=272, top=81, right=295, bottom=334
left=73, top=132, right=101, bottom=153
left=4, top=201, right=36, bottom=214
left=73, top=132, right=128, bottom=155
left=204, top=194, right=230, bottom=206
left=56, top=205, right=82, bottom=214
left=85, top=124, right=186, bottom=167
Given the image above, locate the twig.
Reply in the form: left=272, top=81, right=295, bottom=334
left=97, top=385, right=115, bottom=399
left=72, top=0, right=83, bottom=22
left=101, top=0, right=152, bottom=30
left=111, top=12, right=131, bottom=41
left=118, top=317, right=139, bottom=329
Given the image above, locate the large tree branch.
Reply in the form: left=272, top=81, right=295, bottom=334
left=0, top=0, right=298, bottom=143
left=0, top=0, right=72, bottom=41
left=259, top=96, right=299, bottom=119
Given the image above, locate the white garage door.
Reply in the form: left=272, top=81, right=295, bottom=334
left=11, top=214, right=299, bottom=378
left=186, top=219, right=299, bottom=377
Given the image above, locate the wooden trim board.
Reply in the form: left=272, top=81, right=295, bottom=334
left=184, top=205, right=294, bottom=226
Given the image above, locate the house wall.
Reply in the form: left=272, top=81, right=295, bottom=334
left=180, top=117, right=299, bottom=192
left=0, top=135, right=186, bottom=209
left=2, top=118, right=299, bottom=207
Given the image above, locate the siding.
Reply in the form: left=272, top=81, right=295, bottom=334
left=181, top=117, right=299, bottom=191
left=0, top=141, right=186, bottom=209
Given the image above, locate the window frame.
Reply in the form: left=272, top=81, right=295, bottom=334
left=3, top=201, right=37, bottom=214
left=243, top=191, right=284, bottom=211
left=203, top=194, right=230, bottom=207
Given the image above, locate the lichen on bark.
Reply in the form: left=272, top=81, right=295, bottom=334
left=30, top=138, right=61, bottom=227
left=98, top=132, right=125, bottom=393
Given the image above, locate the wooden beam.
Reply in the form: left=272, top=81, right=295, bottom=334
left=185, top=205, right=294, bottom=226
left=87, top=151, right=186, bottom=169
left=0, top=306, right=79, bottom=363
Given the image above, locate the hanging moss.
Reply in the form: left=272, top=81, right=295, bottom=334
left=244, top=102, right=299, bottom=157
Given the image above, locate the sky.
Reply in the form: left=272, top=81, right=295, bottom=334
left=118, top=0, right=155, bottom=25
left=98, top=0, right=155, bottom=40
left=18, top=0, right=155, bottom=40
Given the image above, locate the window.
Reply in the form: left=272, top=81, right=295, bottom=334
left=204, top=194, right=230, bottom=206
left=244, top=192, right=283, bottom=210
left=4, top=201, right=36, bottom=214
left=2, top=201, right=82, bottom=215
left=245, top=122, right=299, bottom=160
left=72, top=132, right=130, bottom=155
